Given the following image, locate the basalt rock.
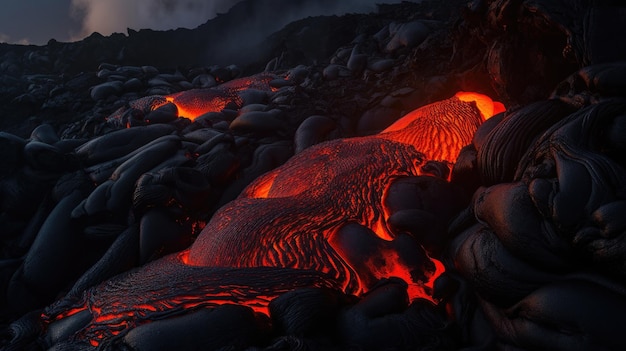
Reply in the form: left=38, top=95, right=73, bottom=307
left=447, top=63, right=626, bottom=350
left=1, top=1, right=625, bottom=350
left=2, top=93, right=497, bottom=350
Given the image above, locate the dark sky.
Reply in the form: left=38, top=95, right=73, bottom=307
left=0, top=0, right=82, bottom=44
left=0, top=0, right=243, bottom=45
left=0, top=0, right=407, bottom=46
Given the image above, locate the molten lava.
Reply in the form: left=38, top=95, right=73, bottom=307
left=454, top=91, right=506, bottom=120
left=187, top=91, right=502, bottom=299
left=165, top=89, right=238, bottom=120
left=164, top=74, right=276, bottom=120
left=44, top=92, right=503, bottom=346
left=380, top=91, right=503, bottom=163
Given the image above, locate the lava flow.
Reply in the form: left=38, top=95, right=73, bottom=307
left=44, top=92, right=503, bottom=346
left=165, top=73, right=276, bottom=120
left=104, top=74, right=278, bottom=127
left=188, top=92, right=500, bottom=295
left=165, top=89, right=240, bottom=120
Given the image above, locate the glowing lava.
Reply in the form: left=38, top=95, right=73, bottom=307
left=164, top=74, right=276, bottom=120
left=379, top=91, right=503, bottom=163
left=165, top=89, right=238, bottom=120
left=44, top=92, right=503, bottom=346
left=189, top=91, right=503, bottom=299
left=454, top=91, right=506, bottom=120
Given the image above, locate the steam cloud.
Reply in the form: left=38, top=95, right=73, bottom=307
left=70, top=0, right=408, bottom=40
left=70, top=0, right=245, bottom=39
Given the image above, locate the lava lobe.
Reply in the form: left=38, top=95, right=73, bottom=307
left=43, top=92, right=501, bottom=346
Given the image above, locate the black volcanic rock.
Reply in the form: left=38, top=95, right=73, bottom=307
left=0, top=0, right=419, bottom=137
left=1, top=0, right=466, bottom=138
left=1, top=0, right=626, bottom=350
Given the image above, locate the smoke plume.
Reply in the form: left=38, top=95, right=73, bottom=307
left=70, top=0, right=409, bottom=40
left=70, top=0, right=245, bottom=39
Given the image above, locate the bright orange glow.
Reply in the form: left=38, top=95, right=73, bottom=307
left=163, top=74, right=276, bottom=120
left=107, top=74, right=280, bottom=124
left=43, top=257, right=335, bottom=345
left=454, top=91, right=504, bottom=120
left=379, top=92, right=504, bottom=162
left=53, top=307, right=87, bottom=319
left=188, top=92, right=503, bottom=293
left=47, top=92, right=503, bottom=346
left=165, top=90, right=238, bottom=121
left=178, top=249, right=190, bottom=264
left=365, top=250, right=441, bottom=302
left=372, top=220, right=393, bottom=241
left=242, top=172, right=279, bottom=199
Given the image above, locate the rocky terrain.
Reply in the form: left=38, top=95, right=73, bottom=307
left=2, top=0, right=626, bottom=350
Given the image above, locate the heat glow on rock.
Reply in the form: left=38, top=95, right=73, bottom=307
left=165, top=89, right=238, bottom=120
left=44, top=92, right=503, bottom=346
left=189, top=91, right=503, bottom=296
left=164, top=74, right=276, bottom=120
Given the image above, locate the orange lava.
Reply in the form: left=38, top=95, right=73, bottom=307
left=453, top=91, right=505, bottom=120
left=45, top=92, right=504, bottom=346
left=189, top=91, right=504, bottom=299
left=163, top=74, right=276, bottom=120
left=165, top=90, right=239, bottom=121
left=380, top=92, right=502, bottom=163
left=365, top=250, right=446, bottom=302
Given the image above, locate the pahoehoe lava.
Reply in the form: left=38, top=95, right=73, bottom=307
left=2, top=0, right=626, bottom=350
left=30, top=93, right=498, bottom=348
